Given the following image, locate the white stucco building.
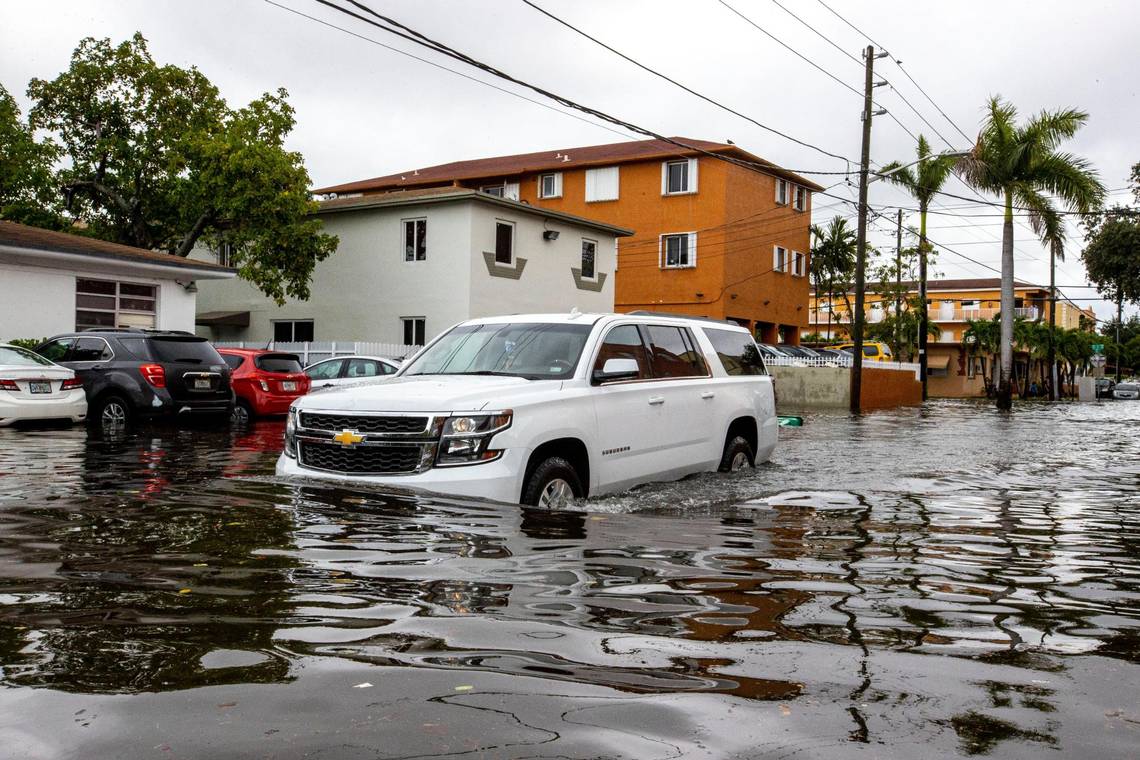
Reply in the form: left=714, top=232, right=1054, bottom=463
left=0, top=221, right=235, bottom=343
left=192, top=187, right=631, bottom=345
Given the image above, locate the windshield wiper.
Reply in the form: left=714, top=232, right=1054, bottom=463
left=443, top=370, right=522, bottom=377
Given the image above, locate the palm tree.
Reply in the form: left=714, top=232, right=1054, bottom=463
left=964, top=317, right=1001, bottom=395
left=959, top=97, right=1105, bottom=409
left=810, top=216, right=857, bottom=341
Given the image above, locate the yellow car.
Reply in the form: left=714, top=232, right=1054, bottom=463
left=827, top=342, right=894, bottom=362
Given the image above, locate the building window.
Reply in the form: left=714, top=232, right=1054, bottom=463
left=273, top=320, right=314, bottom=342
left=775, top=179, right=789, bottom=205
left=793, top=186, right=808, bottom=211
left=661, top=233, right=696, bottom=269
left=495, top=221, right=515, bottom=265
left=662, top=158, right=697, bottom=195
left=76, top=278, right=156, bottom=330
left=792, top=250, right=806, bottom=277
left=402, top=317, right=426, bottom=346
left=773, top=246, right=788, bottom=273
left=216, top=241, right=237, bottom=267
left=581, top=239, right=597, bottom=279
left=403, top=218, right=427, bottom=261
left=481, top=184, right=505, bottom=197
left=538, top=172, right=562, bottom=199
left=585, top=166, right=619, bottom=202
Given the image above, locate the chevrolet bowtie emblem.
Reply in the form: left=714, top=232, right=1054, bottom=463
left=332, top=429, right=364, bottom=447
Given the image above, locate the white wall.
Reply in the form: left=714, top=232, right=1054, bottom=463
left=0, top=258, right=202, bottom=342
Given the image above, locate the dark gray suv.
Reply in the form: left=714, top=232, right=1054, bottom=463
left=35, top=329, right=233, bottom=427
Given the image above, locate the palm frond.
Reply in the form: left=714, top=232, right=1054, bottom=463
left=1023, top=107, right=1089, bottom=152
left=1012, top=185, right=1061, bottom=240
left=1026, top=151, right=1106, bottom=212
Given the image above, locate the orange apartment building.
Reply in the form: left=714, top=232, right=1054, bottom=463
left=315, top=138, right=823, bottom=344
left=808, top=277, right=1097, bottom=397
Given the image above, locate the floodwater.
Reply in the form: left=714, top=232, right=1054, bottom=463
left=0, top=400, right=1137, bottom=759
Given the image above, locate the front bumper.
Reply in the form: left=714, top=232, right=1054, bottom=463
left=275, top=446, right=530, bottom=504
left=0, top=391, right=88, bottom=426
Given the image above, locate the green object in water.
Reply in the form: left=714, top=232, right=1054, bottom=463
left=778, top=416, right=803, bottom=427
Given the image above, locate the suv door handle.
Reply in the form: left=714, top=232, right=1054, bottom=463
left=700, top=391, right=716, bottom=399
left=648, top=396, right=665, bottom=405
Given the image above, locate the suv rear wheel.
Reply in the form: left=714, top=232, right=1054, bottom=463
left=522, top=457, right=583, bottom=508
left=718, top=435, right=754, bottom=472
left=92, top=394, right=131, bottom=431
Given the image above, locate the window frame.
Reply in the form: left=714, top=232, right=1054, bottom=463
left=775, top=178, right=789, bottom=206
left=69, top=337, right=115, bottom=364
left=793, top=185, right=808, bottom=212
left=585, top=166, right=620, bottom=202
left=538, top=172, right=562, bottom=199
left=401, top=316, right=426, bottom=346
left=480, top=184, right=505, bottom=197
left=660, top=232, right=696, bottom=269
left=402, top=217, right=427, bottom=262
left=580, top=238, right=598, bottom=281
left=662, top=158, right=698, bottom=195
left=272, top=319, right=315, bottom=343
left=494, top=220, right=515, bottom=266
left=791, top=250, right=806, bottom=277
left=773, top=245, right=788, bottom=273
left=75, top=277, right=158, bottom=331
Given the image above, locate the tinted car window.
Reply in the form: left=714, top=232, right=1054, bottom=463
left=37, top=338, right=74, bottom=362
left=117, top=337, right=154, bottom=360
left=704, top=328, right=766, bottom=376
left=72, top=338, right=113, bottom=362
left=863, top=346, right=878, bottom=357
left=592, top=324, right=652, bottom=381
left=255, top=354, right=303, bottom=373
left=222, top=354, right=245, bottom=370
left=379, top=360, right=397, bottom=375
left=149, top=338, right=224, bottom=365
left=644, top=325, right=706, bottom=378
left=306, top=358, right=343, bottom=380
left=346, top=358, right=381, bottom=378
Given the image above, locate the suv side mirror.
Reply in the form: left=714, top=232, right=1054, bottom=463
left=593, top=357, right=640, bottom=384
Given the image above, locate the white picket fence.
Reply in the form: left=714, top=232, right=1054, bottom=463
left=765, top=355, right=922, bottom=380
left=214, top=340, right=419, bottom=367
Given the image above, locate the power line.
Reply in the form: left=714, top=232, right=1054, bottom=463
left=518, top=0, right=855, bottom=166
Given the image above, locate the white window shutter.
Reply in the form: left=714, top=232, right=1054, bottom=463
left=688, top=158, right=698, bottom=193
left=553, top=172, right=562, bottom=197
left=773, top=245, right=780, bottom=270
left=504, top=181, right=520, bottom=201
left=585, top=167, right=618, bottom=202
left=688, top=233, right=697, bottom=266
left=661, top=162, right=668, bottom=195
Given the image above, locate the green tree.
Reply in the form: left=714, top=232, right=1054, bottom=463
left=964, top=317, right=1001, bottom=395
left=25, top=33, right=335, bottom=303
left=810, top=216, right=857, bottom=342
left=1081, top=215, right=1140, bottom=380
left=0, top=83, right=62, bottom=228
left=959, top=97, right=1105, bottom=409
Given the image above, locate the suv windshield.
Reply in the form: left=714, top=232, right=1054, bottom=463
left=404, top=322, right=592, bottom=380
left=148, top=337, right=224, bottom=365
left=255, top=354, right=303, bottom=373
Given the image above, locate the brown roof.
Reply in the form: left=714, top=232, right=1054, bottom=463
left=314, top=137, right=826, bottom=195
left=0, top=221, right=234, bottom=275
left=315, top=186, right=634, bottom=237
left=815, top=277, right=1045, bottom=295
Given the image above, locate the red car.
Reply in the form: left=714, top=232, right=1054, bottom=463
left=218, top=349, right=311, bottom=423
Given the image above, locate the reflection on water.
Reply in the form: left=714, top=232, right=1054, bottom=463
left=0, top=400, right=1138, bottom=758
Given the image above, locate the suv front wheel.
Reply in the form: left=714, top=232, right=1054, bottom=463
left=718, top=435, right=754, bottom=472
left=522, top=457, right=583, bottom=508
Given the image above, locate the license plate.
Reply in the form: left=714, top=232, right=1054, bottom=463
left=194, top=378, right=211, bottom=390
left=29, top=381, right=52, bottom=394
left=282, top=381, right=297, bottom=392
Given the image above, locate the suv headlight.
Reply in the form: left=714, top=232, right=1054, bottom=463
left=284, top=406, right=299, bottom=458
left=437, top=411, right=512, bottom=466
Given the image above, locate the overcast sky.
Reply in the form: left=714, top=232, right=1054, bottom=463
left=2, top=0, right=1137, bottom=320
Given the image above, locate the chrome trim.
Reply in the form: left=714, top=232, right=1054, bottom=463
left=296, top=439, right=438, bottom=475
left=297, top=411, right=445, bottom=439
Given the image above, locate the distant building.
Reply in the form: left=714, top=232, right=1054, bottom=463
left=808, top=277, right=1095, bottom=397
left=0, top=221, right=235, bottom=342
left=192, top=187, right=631, bottom=345
left=314, top=137, right=822, bottom=344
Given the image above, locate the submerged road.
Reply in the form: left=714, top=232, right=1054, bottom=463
left=0, top=399, right=1137, bottom=758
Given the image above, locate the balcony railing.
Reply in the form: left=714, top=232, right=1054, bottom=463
left=809, top=306, right=1040, bottom=325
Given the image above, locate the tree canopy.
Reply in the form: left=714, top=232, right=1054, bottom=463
left=1081, top=215, right=1140, bottom=307
left=8, top=33, right=335, bottom=303
left=0, top=83, right=61, bottom=228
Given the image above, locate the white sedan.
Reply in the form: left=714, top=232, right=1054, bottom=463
left=1113, top=382, right=1139, bottom=400
left=304, top=355, right=402, bottom=389
left=0, top=343, right=88, bottom=426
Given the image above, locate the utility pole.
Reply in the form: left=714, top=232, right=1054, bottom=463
left=1048, top=238, right=1059, bottom=400
left=850, top=45, right=885, bottom=413
left=895, top=209, right=903, bottom=354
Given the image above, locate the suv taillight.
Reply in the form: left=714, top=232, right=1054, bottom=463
left=139, top=363, right=166, bottom=388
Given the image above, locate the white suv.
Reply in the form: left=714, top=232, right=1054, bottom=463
left=277, top=313, right=777, bottom=506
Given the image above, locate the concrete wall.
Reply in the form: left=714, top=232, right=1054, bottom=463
left=771, top=364, right=922, bottom=410
left=0, top=257, right=199, bottom=342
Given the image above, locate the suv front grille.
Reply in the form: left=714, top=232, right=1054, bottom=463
left=299, top=441, right=427, bottom=475
left=301, top=412, right=428, bottom=434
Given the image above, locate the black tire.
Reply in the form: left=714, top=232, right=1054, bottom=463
left=718, top=435, right=754, bottom=473
left=521, top=456, right=583, bottom=507
left=231, top=400, right=254, bottom=426
left=89, top=393, right=132, bottom=431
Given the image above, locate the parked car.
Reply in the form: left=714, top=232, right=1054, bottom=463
left=219, top=348, right=311, bottom=423
left=278, top=313, right=778, bottom=507
left=1095, top=377, right=1116, bottom=399
left=828, top=342, right=894, bottom=362
left=304, top=355, right=401, bottom=389
left=35, top=330, right=232, bottom=428
left=0, top=343, right=87, bottom=426
left=1112, top=382, right=1139, bottom=400
left=756, top=343, right=791, bottom=361
left=813, top=348, right=854, bottom=366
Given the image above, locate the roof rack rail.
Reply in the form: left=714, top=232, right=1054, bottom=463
left=626, top=310, right=740, bottom=327
left=81, top=327, right=143, bottom=333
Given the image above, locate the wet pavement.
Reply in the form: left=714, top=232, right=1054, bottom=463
left=0, top=399, right=1138, bottom=758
